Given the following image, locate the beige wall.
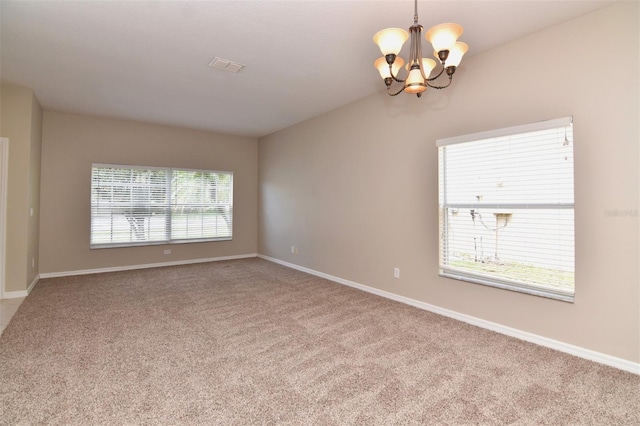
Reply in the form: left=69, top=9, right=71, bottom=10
left=258, top=2, right=639, bottom=363
left=40, top=111, right=258, bottom=273
left=0, top=82, right=43, bottom=293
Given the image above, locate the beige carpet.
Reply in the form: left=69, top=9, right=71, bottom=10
left=1, top=258, right=638, bottom=425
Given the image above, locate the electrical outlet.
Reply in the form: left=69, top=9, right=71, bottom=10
left=394, top=267, right=400, bottom=279
left=164, top=249, right=171, bottom=255
left=32, top=258, right=35, bottom=268
left=291, top=246, right=299, bottom=254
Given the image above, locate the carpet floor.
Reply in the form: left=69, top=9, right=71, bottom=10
left=1, top=258, right=638, bottom=425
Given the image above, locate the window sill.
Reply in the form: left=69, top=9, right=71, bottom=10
left=90, top=237, right=232, bottom=250
left=440, top=269, right=575, bottom=303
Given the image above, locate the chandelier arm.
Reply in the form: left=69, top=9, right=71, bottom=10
left=426, top=75, right=453, bottom=90
left=426, top=65, right=446, bottom=82
left=389, top=63, right=406, bottom=83
left=388, top=85, right=406, bottom=96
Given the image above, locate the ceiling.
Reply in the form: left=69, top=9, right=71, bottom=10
left=1, top=0, right=614, bottom=138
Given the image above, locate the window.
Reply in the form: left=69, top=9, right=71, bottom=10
left=438, top=117, right=574, bottom=302
left=91, top=164, right=233, bottom=248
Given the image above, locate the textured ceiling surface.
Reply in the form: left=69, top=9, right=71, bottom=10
left=1, top=1, right=614, bottom=138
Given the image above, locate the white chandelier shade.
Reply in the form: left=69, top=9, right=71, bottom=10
left=374, top=56, right=405, bottom=79
left=404, top=58, right=436, bottom=94
left=373, top=28, right=409, bottom=56
left=373, top=0, right=468, bottom=98
left=424, top=23, right=463, bottom=53
left=440, top=42, right=468, bottom=68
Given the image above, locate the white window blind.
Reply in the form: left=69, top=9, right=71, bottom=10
left=437, top=117, right=575, bottom=302
left=91, top=164, right=233, bottom=248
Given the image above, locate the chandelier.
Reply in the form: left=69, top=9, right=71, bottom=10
left=373, top=0, right=468, bottom=97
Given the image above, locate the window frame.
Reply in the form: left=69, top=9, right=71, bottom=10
left=437, top=117, right=575, bottom=302
left=90, top=163, right=233, bottom=249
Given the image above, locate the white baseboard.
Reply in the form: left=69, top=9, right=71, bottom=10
left=2, top=289, right=28, bottom=299
left=39, top=253, right=257, bottom=279
left=2, top=275, right=41, bottom=299
left=257, top=254, right=640, bottom=375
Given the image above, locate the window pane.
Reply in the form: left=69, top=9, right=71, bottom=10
left=91, top=166, right=169, bottom=245
left=170, top=171, right=233, bottom=241
left=440, top=127, right=574, bottom=205
left=440, top=207, right=574, bottom=294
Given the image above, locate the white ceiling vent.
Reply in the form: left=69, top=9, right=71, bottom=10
left=208, top=57, right=245, bottom=73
